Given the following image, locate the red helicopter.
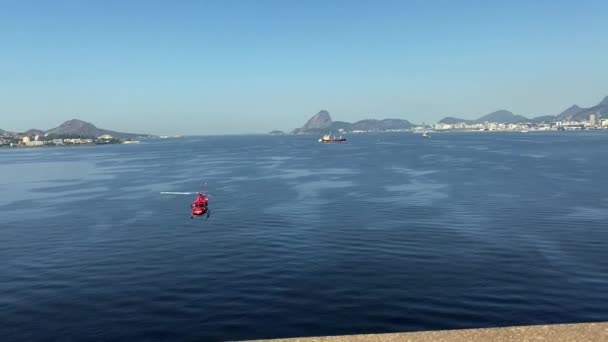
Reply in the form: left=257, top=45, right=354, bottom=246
left=161, top=184, right=213, bottom=219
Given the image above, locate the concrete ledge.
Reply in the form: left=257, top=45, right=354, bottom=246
left=245, top=322, right=607, bottom=342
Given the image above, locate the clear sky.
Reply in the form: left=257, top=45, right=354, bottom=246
left=1, top=0, right=607, bottom=135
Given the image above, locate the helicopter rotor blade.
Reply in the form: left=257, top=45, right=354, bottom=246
left=160, top=192, right=196, bottom=195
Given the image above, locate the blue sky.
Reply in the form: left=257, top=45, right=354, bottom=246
left=1, top=0, right=607, bottom=134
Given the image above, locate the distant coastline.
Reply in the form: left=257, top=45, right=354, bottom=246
left=0, top=119, right=154, bottom=149
left=3, top=94, right=608, bottom=143
left=281, top=95, right=608, bottom=135
left=0, top=135, right=141, bottom=149
left=283, top=111, right=607, bottom=137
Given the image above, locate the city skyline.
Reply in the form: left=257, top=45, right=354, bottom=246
left=1, top=0, right=608, bottom=135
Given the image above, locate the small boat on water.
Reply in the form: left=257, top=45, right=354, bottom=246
left=422, top=131, right=429, bottom=138
left=319, top=132, right=346, bottom=143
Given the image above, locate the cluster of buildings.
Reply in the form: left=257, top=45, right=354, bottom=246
left=0, top=134, right=116, bottom=148
left=432, top=114, right=608, bottom=132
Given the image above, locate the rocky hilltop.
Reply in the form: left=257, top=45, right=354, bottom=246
left=439, top=95, right=608, bottom=124
left=292, top=110, right=332, bottom=133
left=23, top=129, right=45, bottom=136
left=556, top=96, right=608, bottom=121
left=292, top=110, right=415, bottom=134
left=45, top=119, right=150, bottom=139
left=557, top=105, right=584, bottom=120
left=1, top=119, right=151, bottom=140
left=439, top=110, right=528, bottom=125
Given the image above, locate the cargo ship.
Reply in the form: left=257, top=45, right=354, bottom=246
left=319, top=132, right=346, bottom=143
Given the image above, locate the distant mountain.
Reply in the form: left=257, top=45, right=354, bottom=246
left=556, top=105, right=583, bottom=120
left=329, top=121, right=353, bottom=132
left=46, top=119, right=102, bottom=137
left=439, top=95, right=608, bottom=125
left=45, top=119, right=150, bottom=139
left=23, top=129, right=45, bottom=137
left=351, top=118, right=414, bottom=131
left=438, top=117, right=474, bottom=125
left=268, top=130, right=286, bottom=135
left=531, top=115, right=557, bottom=123
left=477, top=110, right=529, bottom=124
left=538, top=97, right=607, bottom=122
left=1, top=128, right=45, bottom=137
left=292, top=111, right=415, bottom=134
left=292, top=110, right=333, bottom=134
left=439, top=110, right=528, bottom=124
left=565, top=96, right=608, bottom=121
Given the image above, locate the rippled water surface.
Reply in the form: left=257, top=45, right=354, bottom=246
left=1, top=132, right=607, bottom=341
